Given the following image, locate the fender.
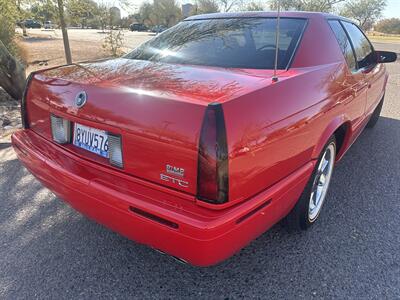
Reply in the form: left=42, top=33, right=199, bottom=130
left=311, top=115, right=351, bottom=161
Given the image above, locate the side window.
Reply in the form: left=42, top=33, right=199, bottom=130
left=341, top=21, right=375, bottom=69
left=328, top=20, right=356, bottom=70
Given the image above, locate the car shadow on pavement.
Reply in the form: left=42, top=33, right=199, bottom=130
left=0, top=116, right=399, bottom=299
left=0, top=142, right=11, bottom=150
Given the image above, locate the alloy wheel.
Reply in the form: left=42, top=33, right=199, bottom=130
left=308, top=143, right=336, bottom=222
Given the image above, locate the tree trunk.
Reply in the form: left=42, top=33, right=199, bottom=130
left=57, top=0, right=72, bottom=64
left=0, top=40, right=26, bottom=100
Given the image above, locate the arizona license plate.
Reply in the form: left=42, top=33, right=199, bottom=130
left=73, top=123, right=108, bottom=158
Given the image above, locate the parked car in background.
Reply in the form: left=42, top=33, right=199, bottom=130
left=44, top=21, right=54, bottom=29
left=13, top=12, right=397, bottom=266
left=129, top=23, right=148, bottom=32
left=151, top=25, right=167, bottom=33
left=23, top=19, right=42, bottom=28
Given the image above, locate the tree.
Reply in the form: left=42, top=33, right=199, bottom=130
left=15, top=0, right=29, bottom=36
left=99, top=2, right=124, bottom=56
left=30, top=0, right=58, bottom=24
left=23, top=0, right=73, bottom=64
left=137, top=2, right=155, bottom=26
left=195, top=0, right=220, bottom=14
left=340, top=0, right=387, bottom=30
left=152, top=0, right=181, bottom=27
left=374, top=18, right=400, bottom=34
left=218, top=0, right=243, bottom=12
left=121, top=15, right=136, bottom=29
left=109, top=6, right=122, bottom=28
left=0, top=40, right=26, bottom=100
left=57, top=0, right=72, bottom=64
left=269, top=0, right=344, bottom=12
left=244, top=1, right=265, bottom=11
left=0, top=0, right=19, bottom=52
left=97, top=2, right=110, bottom=31
left=67, top=0, right=98, bottom=28
left=136, top=0, right=181, bottom=27
left=0, top=0, right=26, bottom=100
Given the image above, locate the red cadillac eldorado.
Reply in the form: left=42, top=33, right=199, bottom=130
left=12, top=12, right=397, bottom=266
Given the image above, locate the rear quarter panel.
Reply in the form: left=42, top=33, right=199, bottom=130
left=223, top=15, right=357, bottom=203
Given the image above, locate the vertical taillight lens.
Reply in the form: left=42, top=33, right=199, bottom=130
left=108, top=134, right=123, bottom=168
left=21, top=72, right=35, bottom=129
left=50, top=115, right=71, bottom=144
left=197, top=103, right=229, bottom=204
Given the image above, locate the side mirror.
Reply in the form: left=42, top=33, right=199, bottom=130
left=376, top=51, right=397, bottom=63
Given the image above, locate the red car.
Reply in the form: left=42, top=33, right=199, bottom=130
left=12, top=12, right=397, bottom=266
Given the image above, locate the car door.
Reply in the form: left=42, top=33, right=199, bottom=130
left=341, top=21, right=385, bottom=116
left=328, top=20, right=368, bottom=132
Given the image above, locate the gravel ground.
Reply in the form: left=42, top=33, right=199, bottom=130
left=0, top=90, right=21, bottom=137
left=0, top=43, right=399, bottom=299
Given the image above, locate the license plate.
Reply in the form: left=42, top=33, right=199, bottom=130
left=73, top=123, right=108, bottom=158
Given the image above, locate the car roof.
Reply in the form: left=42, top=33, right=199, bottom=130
left=185, top=11, right=353, bottom=23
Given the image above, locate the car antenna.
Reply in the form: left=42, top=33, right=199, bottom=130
left=272, top=0, right=281, bottom=83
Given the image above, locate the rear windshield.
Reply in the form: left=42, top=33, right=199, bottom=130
left=125, top=18, right=307, bottom=69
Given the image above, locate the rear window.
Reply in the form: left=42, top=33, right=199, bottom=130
left=125, top=18, right=307, bottom=69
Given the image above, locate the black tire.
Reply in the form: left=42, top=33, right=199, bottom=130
left=366, top=96, right=384, bottom=128
left=285, top=136, right=336, bottom=231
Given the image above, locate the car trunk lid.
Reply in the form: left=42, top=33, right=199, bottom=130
left=26, top=58, right=276, bottom=195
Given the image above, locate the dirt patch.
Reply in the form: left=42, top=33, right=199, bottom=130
left=20, top=35, right=111, bottom=73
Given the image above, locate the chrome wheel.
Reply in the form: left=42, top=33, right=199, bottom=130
left=308, top=143, right=335, bottom=222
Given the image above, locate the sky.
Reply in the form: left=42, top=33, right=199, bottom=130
left=110, top=0, right=400, bottom=19
left=383, top=0, right=400, bottom=18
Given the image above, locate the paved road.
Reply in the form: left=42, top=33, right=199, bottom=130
left=0, top=43, right=399, bottom=299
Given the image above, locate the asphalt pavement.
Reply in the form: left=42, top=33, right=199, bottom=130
left=0, top=42, right=399, bottom=299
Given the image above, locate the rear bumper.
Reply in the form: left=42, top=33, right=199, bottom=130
left=12, top=129, right=314, bottom=266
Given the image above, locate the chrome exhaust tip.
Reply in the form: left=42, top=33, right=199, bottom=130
left=152, top=248, right=188, bottom=264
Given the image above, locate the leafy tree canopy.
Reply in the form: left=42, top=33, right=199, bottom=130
left=374, top=18, right=400, bottom=34
left=340, top=0, right=387, bottom=30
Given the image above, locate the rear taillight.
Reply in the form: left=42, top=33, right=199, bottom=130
left=50, top=115, right=71, bottom=144
left=197, top=103, right=229, bottom=204
left=108, top=134, right=123, bottom=168
left=50, top=115, right=123, bottom=168
left=21, top=72, right=35, bottom=129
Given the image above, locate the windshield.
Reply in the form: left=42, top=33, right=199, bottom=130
left=125, top=18, right=307, bottom=69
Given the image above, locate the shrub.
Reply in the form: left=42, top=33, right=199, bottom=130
left=102, top=29, right=124, bottom=57
left=0, top=0, right=27, bottom=65
left=375, top=18, right=400, bottom=35
left=0, top=0, right=19, bottom=55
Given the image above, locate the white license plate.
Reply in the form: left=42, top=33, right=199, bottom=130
left=73, top=123, right=108, bottom=158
